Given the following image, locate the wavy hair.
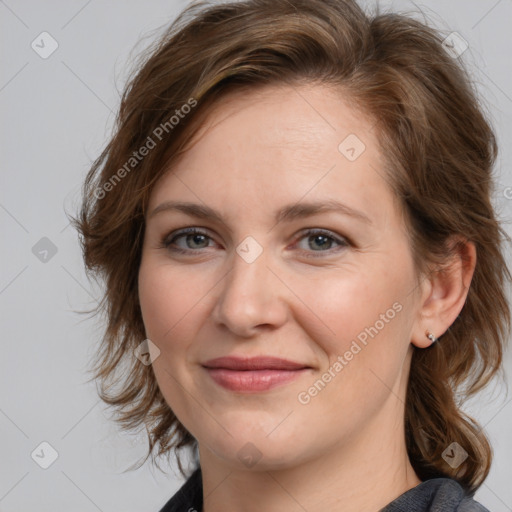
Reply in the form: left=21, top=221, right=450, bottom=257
left=70, top=0, right=511, bottom=492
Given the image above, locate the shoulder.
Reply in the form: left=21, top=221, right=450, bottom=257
left=157, top=466, right=203, bottom=512
left=156, top=470, right=490, bottom=512
left=380, top=478, right=490, bottom=512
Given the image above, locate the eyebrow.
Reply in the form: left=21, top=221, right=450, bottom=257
left=148, top=199, right=372, bottom=226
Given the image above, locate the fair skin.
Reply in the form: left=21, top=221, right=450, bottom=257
left=138, top=83, right=476, bottom=512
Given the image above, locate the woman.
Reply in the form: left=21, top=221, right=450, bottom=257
left=72, top=0, right=511, bottom=510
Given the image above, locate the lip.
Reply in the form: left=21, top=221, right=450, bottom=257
left=202, top=356, right=311, bottom=392
left=203, top=356, right=309, bottom=371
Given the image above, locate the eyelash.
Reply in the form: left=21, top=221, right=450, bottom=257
left=160, top=227, right=350, bottom=258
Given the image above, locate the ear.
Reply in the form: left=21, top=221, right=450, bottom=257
left=411, top=236, right=476, bottom=348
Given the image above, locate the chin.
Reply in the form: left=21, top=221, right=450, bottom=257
left=205, top=436, right=303, bottom=471
left=196, top=415, right=315, bottom=471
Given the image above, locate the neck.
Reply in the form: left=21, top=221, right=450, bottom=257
left=199, top=399, right=421, bottom=512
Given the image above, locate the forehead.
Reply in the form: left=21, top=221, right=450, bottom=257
left=189, top=82, right=373, bottom=156
left=150, top=83, right=400, bottom=230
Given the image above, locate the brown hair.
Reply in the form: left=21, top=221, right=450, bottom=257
left=70, top=0, right=511, bottom=493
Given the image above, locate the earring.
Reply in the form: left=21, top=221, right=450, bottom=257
left=425, top=330, right=438, bottom=344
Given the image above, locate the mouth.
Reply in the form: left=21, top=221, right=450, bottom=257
left=201, top=356, right=312, bottom=392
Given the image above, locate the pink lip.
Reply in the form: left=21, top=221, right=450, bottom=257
left=202, top=356, right=311, bottom=392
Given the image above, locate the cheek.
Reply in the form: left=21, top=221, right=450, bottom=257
left=294, top=265, right=403, bottom=356
left=296, top=265, right=412, bottom=401
left=137, top=259, right=208, bottom=434
left=138, top=258, right=210, bottom=345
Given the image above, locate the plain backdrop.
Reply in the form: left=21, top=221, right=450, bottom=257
left=1, top=1, right=511, bottom=511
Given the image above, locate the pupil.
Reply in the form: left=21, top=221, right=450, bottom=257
left=313, top=235, right=329, bottom=249
left=191, top=234, right=205, bottom=247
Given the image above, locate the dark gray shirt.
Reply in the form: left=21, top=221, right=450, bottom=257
left=157, top=467, right=490, bottom=512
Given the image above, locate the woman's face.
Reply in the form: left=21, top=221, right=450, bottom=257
left=138, top=83, right=426, bottom=470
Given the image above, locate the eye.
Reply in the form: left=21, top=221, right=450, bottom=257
left=293, top=228, right=349, bottom=258
left=160, top=227, right=350, bottom=257
left=161, top=227, right=216, bottom=253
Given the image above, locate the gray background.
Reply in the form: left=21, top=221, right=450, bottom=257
left=1, top=1, right=511, bottom=511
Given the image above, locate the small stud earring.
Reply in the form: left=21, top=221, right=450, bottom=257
left=425, top=330, right=438, bottom=343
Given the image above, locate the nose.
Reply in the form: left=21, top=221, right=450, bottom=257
left=210, top=244, right=288, bottom=338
